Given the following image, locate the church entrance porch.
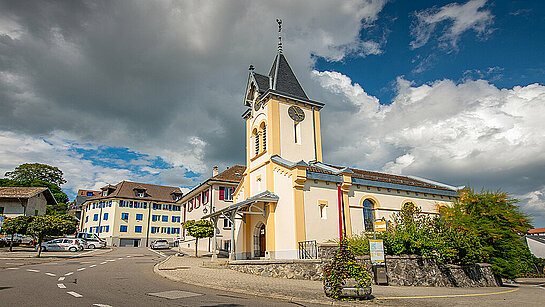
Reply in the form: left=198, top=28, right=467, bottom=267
left=203, top=191, right=278, bottom=260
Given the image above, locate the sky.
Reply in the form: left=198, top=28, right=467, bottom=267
left=1, top=0, right=544, bottom=226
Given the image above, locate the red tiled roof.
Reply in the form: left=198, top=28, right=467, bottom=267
left=89, top=181, right=182, bottom=203
left=0, top=187, right=48, bottom=198
left=211, top=165, right=246, bottom=183
left=529, top=228, right=545, bottom=234
left=309, top=163, right=452, bottom=191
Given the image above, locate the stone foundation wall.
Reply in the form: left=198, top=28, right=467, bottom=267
left=228, top=259, right=323, bottom=281
left=228, top=244, right=499, bottom=287
left=319, top=244, right=499, bottom=287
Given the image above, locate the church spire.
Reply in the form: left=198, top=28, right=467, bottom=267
left=276, top=18, right=283, bottom=54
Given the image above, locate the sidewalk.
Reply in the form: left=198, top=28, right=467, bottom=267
left=154, top=251, right=526, bottom=306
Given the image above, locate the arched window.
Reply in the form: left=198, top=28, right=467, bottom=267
left=261, top=123, right=267, bottom=151
left=362, top=199, right=375, bottom=232
left=252, top=128, right=259, bottom=156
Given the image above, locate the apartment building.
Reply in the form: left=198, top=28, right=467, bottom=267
left=80, top=181, right=183, bottom=247
left=178, top=165, right=245, bottom=253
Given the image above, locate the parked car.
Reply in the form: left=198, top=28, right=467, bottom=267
left=151, top=239, right=170, bottom=249
left=37, top=238, right=84, bottom=252
left=83, top=238, right=106, bottom=249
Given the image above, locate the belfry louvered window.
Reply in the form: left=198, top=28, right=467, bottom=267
left=255, top=132, right=260, bottom=155
left=262, top=125, right=267, bottom=151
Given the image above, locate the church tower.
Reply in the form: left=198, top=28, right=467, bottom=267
left=242, top=19, right=324, bottom=176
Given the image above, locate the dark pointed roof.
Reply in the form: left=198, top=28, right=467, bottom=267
left=268, top=53, right=308, bottom=100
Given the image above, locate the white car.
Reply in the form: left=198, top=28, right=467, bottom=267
left=37, top=238, right=84, bottom=252
left=151, top=239, right=170, bottom=249
left=84, top=238, right=107, bottom=249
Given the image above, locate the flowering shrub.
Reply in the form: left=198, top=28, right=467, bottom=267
left=323, top=238, right=372, bottom=300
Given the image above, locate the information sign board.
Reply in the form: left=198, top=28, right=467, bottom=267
left=369, top=239, right=385, bottom=265
left=374, top=220, right=387, bottom=232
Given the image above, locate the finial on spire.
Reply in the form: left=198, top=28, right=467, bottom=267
left=276, top=18, right=283, bottom=54
left=249, top=64, right=255, bottom=71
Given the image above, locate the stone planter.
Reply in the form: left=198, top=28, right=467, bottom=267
left=324, top=278, right=372, bottom=300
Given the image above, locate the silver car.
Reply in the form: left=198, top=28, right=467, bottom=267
left=151, top=239, right=170, bottom=249
left=37, top=238, right=84, bottom=252
left=84, top=238, right=106, bottom=249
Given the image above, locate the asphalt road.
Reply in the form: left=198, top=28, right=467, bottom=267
left=0, top=247, right=326, bottom=307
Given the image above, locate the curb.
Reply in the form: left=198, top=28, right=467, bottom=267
left=0, top=247, right=116, bottom=269
left=153, top=256, right=363, bottom=306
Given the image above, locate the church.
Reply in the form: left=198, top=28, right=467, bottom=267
left=202, top=21, right=461, bottom=260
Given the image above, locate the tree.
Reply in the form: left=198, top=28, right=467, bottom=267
left=5, top=163, right=66, bottom=186
left=182, top=220, right=214, bottom=257
left=2, top=216, right=34, bottom=252
left=0, top=178, right=69, bottom=215
left=28, top=215, right=78, bottom=257
left=442, top=188, right=534, bottom=280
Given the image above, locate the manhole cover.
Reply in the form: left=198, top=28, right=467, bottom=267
left=147, top=290, right=203, bottom=299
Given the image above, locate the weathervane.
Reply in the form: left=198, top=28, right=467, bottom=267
left=276, top=18, right=283, bottom=54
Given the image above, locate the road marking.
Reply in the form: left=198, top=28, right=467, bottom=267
left=80, top=261, right=93, bottom=264
left=148, top=248, right=166, bottom=257
left=118, top=257, right=123, bottom=260
left=77, top=267, right=86, bottom=271
left=57, top=284, right=66, bottom=289
left=126, top=255, right=132, bottom=258
left=58, top=277, right=65, bottom=281
left=6, top=267, right=19, bottom=270
left=100, top=261, right=107, bottom=264
left=89, top=264, right=97, bottom=268
left=69, top=249, right=98, bottom=258
left=67, top=291, right=83, bottom=298
left=5, top=262, right=22, bottom=264
left=376, top=288, right=519, bottom=299
left=106, top=259, right=115, bottom=262
left=45, top=272, right=56, bottom=277
left=26, top=269, right=40, bottom=272
left=65, top=272, right=74, bottom=276
left=93, top=304, right=112, bottom=307
left=148, top=290, right=203, bottom=299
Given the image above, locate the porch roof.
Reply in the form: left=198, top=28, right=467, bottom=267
left=202, top=190, right=279, bottom=219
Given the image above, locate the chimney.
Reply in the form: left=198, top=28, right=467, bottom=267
left=213, top=165, right=219, bottom=177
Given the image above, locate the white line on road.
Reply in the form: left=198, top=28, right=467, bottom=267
left=5, top=262, right=22, bottom=264
left=65, top=272, right=74, bottom=276
left=45, top=273, right=56, bottom=277
left=100, top=261, right=107, bottom=264
left=69, top=249, right=98, bottom=258
left=6, top=267, right=19, bottom=270
left=57, top=284, right=66, bottom=289
left=58, top=276, right=65, bottom=281
left=77, top=268, right=86, bottom=271
left=26, top=269, right=40, bottom=272
left=126, top=255, right=132, bottom=258
left=106, top=259, right=115, bottom=262
left=118, top=257, right=123, bottom=260
left=67, top=291, right=83, bottom=298
left=89, top=264, right=97, bottom=268
left=148, top=248, right=166, bottom=257
left=93, top=304, right=112, bottom=307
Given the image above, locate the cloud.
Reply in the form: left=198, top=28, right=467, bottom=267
left=519, top=187, right=545, bottom=224
left=410, top=0, right=494, bottom=50
left=0, top=131, right=202, bottom=199
left=0, top=0, right=388, bottom=179
left=313, top=70, right=545, bottom=225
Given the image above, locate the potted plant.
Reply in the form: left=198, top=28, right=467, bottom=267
left=323, top=238, right=372, bottom=300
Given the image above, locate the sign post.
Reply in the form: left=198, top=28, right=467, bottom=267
left=370, top=218, right=388, bottom=284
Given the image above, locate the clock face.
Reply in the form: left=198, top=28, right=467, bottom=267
left=254, top=100, right=262, bottom=111
left=288, top=105, right=305, bottom=122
